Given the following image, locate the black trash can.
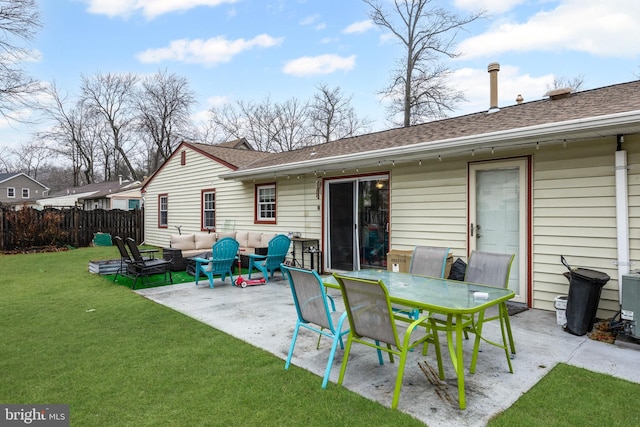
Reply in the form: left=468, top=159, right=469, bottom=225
left=561, top=256, right=610, bottom=336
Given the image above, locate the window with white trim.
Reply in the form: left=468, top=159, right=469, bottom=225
left=256, top=183, right=276, bottom=223
left=159, top=195, right=168, bottom=227
left=202, top=190, right=215, bottom=230
left=7, top=187, right=15, bottom=198
left=22, top=188, right=30, bottom=198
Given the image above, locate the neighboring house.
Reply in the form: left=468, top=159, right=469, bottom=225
left=142, top=74, right=640, bottom=320
left=0, top=172, right=50, bottom=208
left=39, top=179, right=142, bottom=210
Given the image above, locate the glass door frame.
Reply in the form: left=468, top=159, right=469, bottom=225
left=323, top=173, right=389, bottom=272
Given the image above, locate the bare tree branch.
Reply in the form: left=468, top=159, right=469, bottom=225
left=134, top=69, right=196, bottom=172
left=0, top=0, right=43, bottom=121
left=364, top=0, right=484, bottom=127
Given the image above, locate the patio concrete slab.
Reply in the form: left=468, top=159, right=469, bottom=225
left=136, top=275, right=640, bottom=427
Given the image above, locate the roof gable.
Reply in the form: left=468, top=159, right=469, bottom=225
left=140, top=140, right=274, bottom=191
left=0, top=172, right=50, bottom=190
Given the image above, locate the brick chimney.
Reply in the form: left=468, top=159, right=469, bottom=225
left=488, top=62, right=500, bottom=112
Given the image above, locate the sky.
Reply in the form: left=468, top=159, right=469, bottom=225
left=2, top=0, right=640, bottom=157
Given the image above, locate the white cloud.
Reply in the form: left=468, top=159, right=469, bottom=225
left=84, top=0, right=238, bottom=19
left=300, top=14, right=319, bottom=26
left=454, top=0, right=526, bottom=14
left=205, top=95, right=231, bottom=107
left=282, top=54, right=356, bottom=77
left=450, top=65, right=553, bottom=114
left=343, top=20, right=374, bottom=34
left=459, top=0, right=640, bottom=59
left=136, top=34, right=284, bottom=66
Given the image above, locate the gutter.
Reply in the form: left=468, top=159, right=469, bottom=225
left=220, top=110, right=640, bottom=180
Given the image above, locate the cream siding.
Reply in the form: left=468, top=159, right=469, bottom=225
left=532, top=137, right=624, bottom=318
left=144, top=146, right=324, bottom=248
left=143, top=132, right=640, bottom=320
left=390, top=160, right=468, bottom=258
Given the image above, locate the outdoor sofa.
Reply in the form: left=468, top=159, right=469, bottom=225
left=163, top=231, right=278, bottom=271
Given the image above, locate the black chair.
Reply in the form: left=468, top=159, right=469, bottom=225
left=113, top=236, right=134, bottom=281
left=125, top=238, right=173, bottom=289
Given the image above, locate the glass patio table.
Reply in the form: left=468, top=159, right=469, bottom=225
left=323, top=269, right=515, bottom=410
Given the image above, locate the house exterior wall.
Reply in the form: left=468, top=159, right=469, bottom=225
left=385, top=135, right=638, bottom=320
left=0, top=175, right=48, bottom=204
left=144, top=134, right=640, bottom=320
left=143, top=146, right=320, bottom=248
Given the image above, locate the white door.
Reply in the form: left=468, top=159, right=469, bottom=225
left=469, top=159, right=528, bottom=303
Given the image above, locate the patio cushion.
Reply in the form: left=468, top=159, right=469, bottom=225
left=170, top=234, right=195, bottom=250
left=195, top=233, right=217, bottom=250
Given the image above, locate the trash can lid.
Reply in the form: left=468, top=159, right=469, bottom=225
left=569, top=268, right=610, bottom=285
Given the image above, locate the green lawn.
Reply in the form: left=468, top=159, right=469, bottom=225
left=1, top=246, right=639, bottom=426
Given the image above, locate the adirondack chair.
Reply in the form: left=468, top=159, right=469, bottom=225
left=193, top=237, right=240, bottom=288
left=247, top=234, right=291, bottom=283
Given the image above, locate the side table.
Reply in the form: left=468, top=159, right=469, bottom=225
left=163, top=247, right=186, bottom=271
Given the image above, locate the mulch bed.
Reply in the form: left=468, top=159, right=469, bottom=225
left=588, top=320, right=618, bottom=344
left=2, top=246, right=69, bottom=255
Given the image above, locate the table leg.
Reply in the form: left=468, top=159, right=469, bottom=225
left=501, top=302, right=516, bottom=355
left=445, top=313, right=466, bottom=410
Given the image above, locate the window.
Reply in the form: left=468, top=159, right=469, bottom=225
left=22, top=188, right=30, bottom=198
left=181, top=150, right=186, bottom=166
left=202, top=189, right=215, bottom=230
left=128, top=199, right=140, bottom=210
left=255, top=183, right=276, bottom=223
left=7, top=187, right=15, bottom=198
left=158, top=194, right=168, bottom=227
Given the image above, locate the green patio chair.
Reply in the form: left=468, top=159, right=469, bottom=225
left=281, top=264, right=350, bottom=389
left=333, top=273, right=444, bottom=410
left=193, top=237, right=240, bottom=288
left=247, top=234, right=291, bottom=283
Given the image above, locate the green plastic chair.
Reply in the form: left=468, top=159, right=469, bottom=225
left=281, top=264, right=350, bottom=389
left=247, top=234, right=291, bottom=283
left=193, top=237, right=240, bottom=288
left=333, top=273, right=444, bottom=410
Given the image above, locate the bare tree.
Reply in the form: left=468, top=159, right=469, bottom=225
left=273, top=98, right=312, bottom=151
left=0, top=145, right=14, bottom=171
left=9, top=139, right=49, bottom=179
left=81, top=72, right=139, bottom=181
left=209, top=96, right=283, bottom=152
left=547, top=75, right=585, bottom=93
left=39, top=83, right=100, bottom=185
left=0, top=0, right=43, bottom=120
left=308, top=83, right=372, bottom=143
left=207, top=102, right=245, bottom=143
left=364, top=0, right=484, bottom=127
left=134, top=69, right=196, bottom=172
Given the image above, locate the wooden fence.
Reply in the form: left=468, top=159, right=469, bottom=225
left=0, top=207, right=144, bottom=251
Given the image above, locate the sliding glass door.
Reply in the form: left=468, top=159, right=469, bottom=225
left=325, top=175, right=389, bottom=271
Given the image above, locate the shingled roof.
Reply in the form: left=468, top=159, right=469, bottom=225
left=182, top=141, right=273, bottom=169
left=221, top=80, right=640, bottom=179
